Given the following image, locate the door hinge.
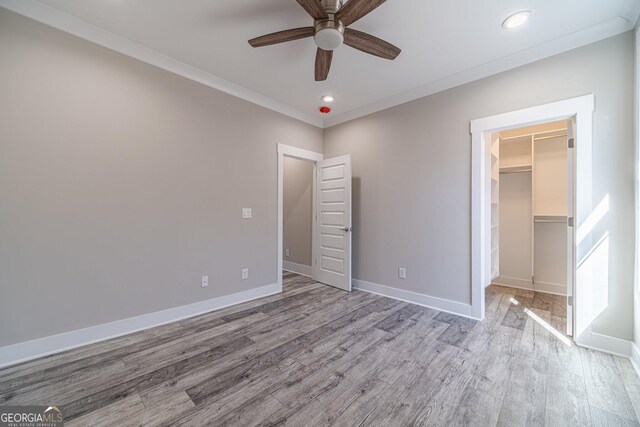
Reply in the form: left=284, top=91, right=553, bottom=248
left=568, top=137, right=575, bottom=149
left=568, top=296, right=573, bottom=307
left=568, top=217, right=574, bottom=227
left=532, top=275, right=535, bottom=284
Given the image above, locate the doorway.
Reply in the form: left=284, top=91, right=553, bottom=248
left=470, top=94, right=594, bottom=344
left=282, top=156, right=314, bottom=278
left=276, top=144, right=353, bottom=293
left=488, top=119, right=574, bottom=335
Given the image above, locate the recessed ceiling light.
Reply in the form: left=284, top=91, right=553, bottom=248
left=502, top=11, right=531, bottom=30
left=322, top=95, right=335, bottom=103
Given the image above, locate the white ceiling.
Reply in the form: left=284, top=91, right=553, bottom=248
left=2, top=0, right=639, bottom=127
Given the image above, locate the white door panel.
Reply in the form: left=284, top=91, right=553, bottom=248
left=314, top=155, right=352, bottom=291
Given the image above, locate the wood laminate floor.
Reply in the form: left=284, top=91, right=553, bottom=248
left=1, top=272, right=639, bottom=426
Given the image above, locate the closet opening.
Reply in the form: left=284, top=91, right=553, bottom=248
left=471, top=95, right=594, bottom=344
left=487, top=119, right=575, bottom=336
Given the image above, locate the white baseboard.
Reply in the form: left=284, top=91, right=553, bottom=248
left=631, top=342, right=640, bottom=377
left=0, top=282, right=280, bottom=369
left=283, top=261, right=312, bottom=277
left=494, top=276, right=533, bottom=289
left=493, top=276, right=566, bottom=296
left=533, top=281, right=567, bottom=296
left=576, top=325, right=633, bottom=358
left=353, top=279, right=478, bottom=320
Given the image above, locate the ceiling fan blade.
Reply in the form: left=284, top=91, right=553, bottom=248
left=315, top=48, right=333, bottom=81
left=248, top=27, right=314, bottom=47
left=296, top=0, right=328, bottom=20
left=344, top=28, right=400, bottom=60
left=335, top=0, right=387, bottom=26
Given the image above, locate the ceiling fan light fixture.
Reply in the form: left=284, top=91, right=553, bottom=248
left=314, top=20, right=345, bottom=51
left=502, top=10, right=531, bottom=29
left=314, top=28, right=344, bottom=51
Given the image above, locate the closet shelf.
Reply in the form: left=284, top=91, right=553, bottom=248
left=499, top=164, right=532, bottom=174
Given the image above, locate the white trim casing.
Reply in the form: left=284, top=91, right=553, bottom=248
left=470, top=95, right=594, bottom=330
left=0, top=282, right=280, bottom=369
left=277, top=143, right=324, bottom=293
left=283, top=261, right=312, bottom=277
left=353, top=279, right=478, bottom=320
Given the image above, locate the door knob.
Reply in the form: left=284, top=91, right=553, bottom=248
left=343, top=227, right=352, bottom=232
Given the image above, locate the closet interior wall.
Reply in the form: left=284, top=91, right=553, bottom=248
left=490, top=121, right=570, bottom=296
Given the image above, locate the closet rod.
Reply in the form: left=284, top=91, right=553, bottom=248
left=533, top=216, right=567, bottom=223
left=534, top=133, right=567, bottom=141
left=500, top=127, right=567, bottom=141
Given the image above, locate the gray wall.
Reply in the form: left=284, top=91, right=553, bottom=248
left=283, top=157, right=313, bottom=267
left=0, top=9, right=323, bottom=347
left=324, top=33, right=636, bottom=341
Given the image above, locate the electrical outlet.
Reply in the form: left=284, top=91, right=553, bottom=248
left=242, top=208, right=252, bottom=219
left=398, top=268, right=406, bottom=279
left=241, top=268, right=249, bottom=280
left=285, top=249, right=290, bottom=257
left=201, top=276, right=209, bottom=288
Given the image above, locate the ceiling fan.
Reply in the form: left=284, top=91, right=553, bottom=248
left=248, top=0, right=401, bottom=81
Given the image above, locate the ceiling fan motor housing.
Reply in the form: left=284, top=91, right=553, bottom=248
left=321, top=0, right=343, bottom=14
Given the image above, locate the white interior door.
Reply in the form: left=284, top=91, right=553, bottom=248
left=566, top=117, right=576, bottom=336
left=314, top=155, right=352, bottom=291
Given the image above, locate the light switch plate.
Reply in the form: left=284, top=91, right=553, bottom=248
left=398, top=268, right=406, bottom=279
left=242, top=208, right=252, bottom=219
left=241, top=268, right=249, bottom=280
left=201, top=276, right=209, bottom=287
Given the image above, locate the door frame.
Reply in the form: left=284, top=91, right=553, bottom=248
left=470, top=95, right=594, bottom=340
left=276, top=143, right=324, bottom=292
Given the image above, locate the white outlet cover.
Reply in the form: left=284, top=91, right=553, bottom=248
left=242, top=208, right=252, bottom=219
left=398, top=268, right=406, bottom=279
left=201, top=276, right=209, bottom=287
left=285, top=249, right=290, bottom=257
left=241, top=268, right=249, bottom=280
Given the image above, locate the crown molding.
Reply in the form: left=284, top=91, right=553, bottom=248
left=1, top=1, right=635, bottom=130
left=0, top=0, right=324, bottom=128
left=323, top=16, right=635, bottom=128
